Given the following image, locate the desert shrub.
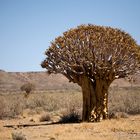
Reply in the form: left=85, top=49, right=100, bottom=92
left=0, top=87, right=139, bottom=120
left=0, top=97, right=6, bottom=119
left=6, top=96, right=24, bottom=118
left=11, top=131, right=27, bottom=140
left=59, top=107, right=81, bottom=123
left=0, top=95, right=24, bottom=119
left=25, top=92, right=82, bottom=112
left=108, top=87, right=140, bottom=115
left=20, top=83, right=35, bottom=97
left=109, top=112, right=129, bottom=119
left=25, top=95, right=46, bottom=109
left=39, top=113, right=51, bottom=122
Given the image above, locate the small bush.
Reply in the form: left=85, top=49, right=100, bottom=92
left=12, top=132, right=27, bottom=140
left=0, top=97, right=6, bottom=119
left=59, top=107, right=81, bottom=123
left=0, top=96, right=23, bottom=119
left=109, top=112, right=129, bottom=119
left=108, top=87, right=140, bottom=115
left=20, top=83, right=35, bottom=97
left=39, top=113, right=51, bottom=122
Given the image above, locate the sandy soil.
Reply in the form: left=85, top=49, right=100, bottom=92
left=0, top=115, right=140, bottom=140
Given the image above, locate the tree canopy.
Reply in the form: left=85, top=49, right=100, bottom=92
left=42, top=25, right=139, bottom=85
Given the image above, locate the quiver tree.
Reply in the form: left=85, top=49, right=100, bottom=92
left=41, top=24, right=140, bottom=122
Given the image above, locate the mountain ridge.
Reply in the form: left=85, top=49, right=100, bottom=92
left=0, top=70, right=139, bottom=93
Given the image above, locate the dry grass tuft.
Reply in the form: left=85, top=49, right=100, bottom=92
left=11, top=131, right=27, bottom=140
left=0, top=95, right=24, bottom=119
left=59, top=107, right=81, bottom=123
left=0, top=97, right=5, bottom=119
left=39, top=113, right=51, bottom=122
left=109, top=112, right=129, bottom=119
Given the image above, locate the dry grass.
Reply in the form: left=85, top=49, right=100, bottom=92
left=39, top=113, right=51, bottom=122
left=1, top=115, right=139, bottom=140
left=0, top=87, right=140, bottom=120
left=109, top=112, right=129, bottom=119
left=108, top=86, right=140, bottom=115
left=11, top=131, right=27, bottom=140
left=59, top=107, right=81, bottom=123
left=0, top=95, right=24, bottom=119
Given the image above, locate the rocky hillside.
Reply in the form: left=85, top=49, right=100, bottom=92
left=0, top=70, right=79, bottom=93
left=0, top=70, right=140, bottom=93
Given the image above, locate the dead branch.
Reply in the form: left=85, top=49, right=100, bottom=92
left=3, top=121, right=58, bottom=128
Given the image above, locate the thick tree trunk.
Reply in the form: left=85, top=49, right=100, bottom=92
left=81, top=76, right=110, bottom=122
left=81, top=76, right=96, bottom=121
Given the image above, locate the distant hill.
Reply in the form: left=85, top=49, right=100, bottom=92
left=0, top=71, right=79, bottom=93
left=0, top=70, right=140, bottom=93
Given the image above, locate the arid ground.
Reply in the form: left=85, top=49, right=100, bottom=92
left=0, top=71, right=140, bottom=140
left=0, top=88, right=140, bottom=140
left=0, top=115, right=140, bottom=140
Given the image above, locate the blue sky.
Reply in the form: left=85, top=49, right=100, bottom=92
left=0, top=0, right=140, bottom=72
